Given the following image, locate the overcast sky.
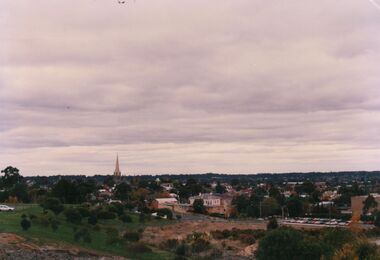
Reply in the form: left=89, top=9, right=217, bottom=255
left=1, top=0, right=379, bottom=176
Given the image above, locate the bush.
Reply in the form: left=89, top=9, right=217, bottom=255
left=127, top=242, right=152, bottom=254
left=176, top=243, right=190, bottom=256
left=64, top=208, right=82, bottom=224
left=20, top=218, right=31, bottom=231
left=119, top=213, right=132, bottom=223
left=267, top=217, right=279, bottom=230
left=51, top=218, right=59, bottom=232
left=97, top=210, right=116, bottom=220
left=191, top=238, right=211, bottom=253
left=108, top=202, right=124, bottom=216
left=40, top=197, right=64, bottom=215
left=77, top=207, right=90, bottom=218
left=123, top=231, right=141, bottom=242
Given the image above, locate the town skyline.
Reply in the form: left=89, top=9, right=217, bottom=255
left=1, top=0, right=380, bottom=175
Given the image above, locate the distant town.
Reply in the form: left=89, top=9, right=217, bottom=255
left=1, top=157, right=380, bottom=259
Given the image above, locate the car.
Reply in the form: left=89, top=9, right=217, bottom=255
left=0, top=205, right=15, bottom=211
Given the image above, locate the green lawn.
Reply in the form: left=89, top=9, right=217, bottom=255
left=0, top=204, right=173, bottom=260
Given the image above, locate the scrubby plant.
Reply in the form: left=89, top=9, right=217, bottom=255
left=119, top=213, right=132, bottom=223
left=20, top=218, right=31, bottom=231
left=64, top=207, right=82, bottom=224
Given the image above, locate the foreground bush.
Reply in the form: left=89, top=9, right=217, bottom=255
left=20, top=218, right=31, bottom=231
left=64, top=207, right=82, bottom=224
left=123, top=230, right=141, bottom=242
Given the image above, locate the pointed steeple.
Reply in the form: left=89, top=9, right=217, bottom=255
left=114, top=154, right=121, bottom=177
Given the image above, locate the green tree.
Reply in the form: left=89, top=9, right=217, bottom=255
left=1, top=166, right=22, bottom=188
left=193, top=199, right=206, bottom=214
left=20, top=218, right=31, bottom=231
left=256, top=228, right=303, bottom=260
left=215, top=182, right=226, bottom=194
left=363, top=195, right=378, bottom=215
left=40, top=197, right=64, bottom=215
left=114, top=182, right=132, bottom=201
left=286, top=196, right=304, bottom=217
left=261, top=197, right=280, bottom=217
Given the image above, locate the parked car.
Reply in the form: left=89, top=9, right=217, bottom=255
left=0, top=205, right=15, bottom=211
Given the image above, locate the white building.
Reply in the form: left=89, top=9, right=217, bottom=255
left=189, top=193, right=221, bottom=207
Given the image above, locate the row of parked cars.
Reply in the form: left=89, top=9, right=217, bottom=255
left=282, top=217, right=351, bottom=226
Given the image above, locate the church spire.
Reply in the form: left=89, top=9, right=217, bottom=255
left=114, top=154, right=121, bottom=177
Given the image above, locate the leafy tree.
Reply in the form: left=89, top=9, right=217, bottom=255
left=1, top=166, right=22, bottom=188
left=261, top=197, right=280, bottom=217
left=374, top=211, right=380, bottom=227
left=114, top=182, right=132, bottom=201
left=295, top=181, right=316, bottom=195
left=52, top=179, right=78, bottom=204
left=286, top=196, right=304, bottom=217
left=215, top=182, right=226, bottom=194
left=40, top=197, right=64, bottom=215
left=193, top=199, right=206, bottom=214
left=322, top=228, right=355, bottom=253
left=21, top=218, right=31, bottom=231
left=10, top=183, right=30, bottom=202
left=363, top=195, right=378, bottom=215
left=256, top=228, right=303, bottom=260
left=64, top=207, right=82, bottom=224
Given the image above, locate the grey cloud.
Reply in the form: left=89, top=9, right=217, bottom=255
left=1, top=0, right=380, bottom=174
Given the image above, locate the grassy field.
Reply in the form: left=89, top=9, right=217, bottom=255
left=0, top=204, right=173, bottom=260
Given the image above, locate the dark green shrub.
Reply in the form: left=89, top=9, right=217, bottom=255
left=191, top=238, right=210, bottom=253
left=97, top=210, right=116, bottom=220
left=40, top=197, right=64, bottom=215
left=51, top=218, right=59, bottom=232
left=119, top=213, right=132, bottom=223
left=21, top=218, right=31, bottom=231
left=77, top=207, right=90, bottom=217
left=123, top=231, right=141, bottom=242
left=108, top=202, right=124, bottom=216
left=176, top=243, right=189, bottom=256
left=64, top=208, right=82, bottom=224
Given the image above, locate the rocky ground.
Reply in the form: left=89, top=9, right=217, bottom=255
left=142, top=219, right=265, bottom=259
left=0, top=233, right=126, bottom=260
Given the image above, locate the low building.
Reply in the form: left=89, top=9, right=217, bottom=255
left=151, top=198, right=178, bottom=210
left=160, top=183, right=174, bottom=191
left=189, top=193, right=234, bottom=217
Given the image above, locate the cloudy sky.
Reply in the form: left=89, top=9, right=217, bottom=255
left=1, top=0, right=379, bottom=176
